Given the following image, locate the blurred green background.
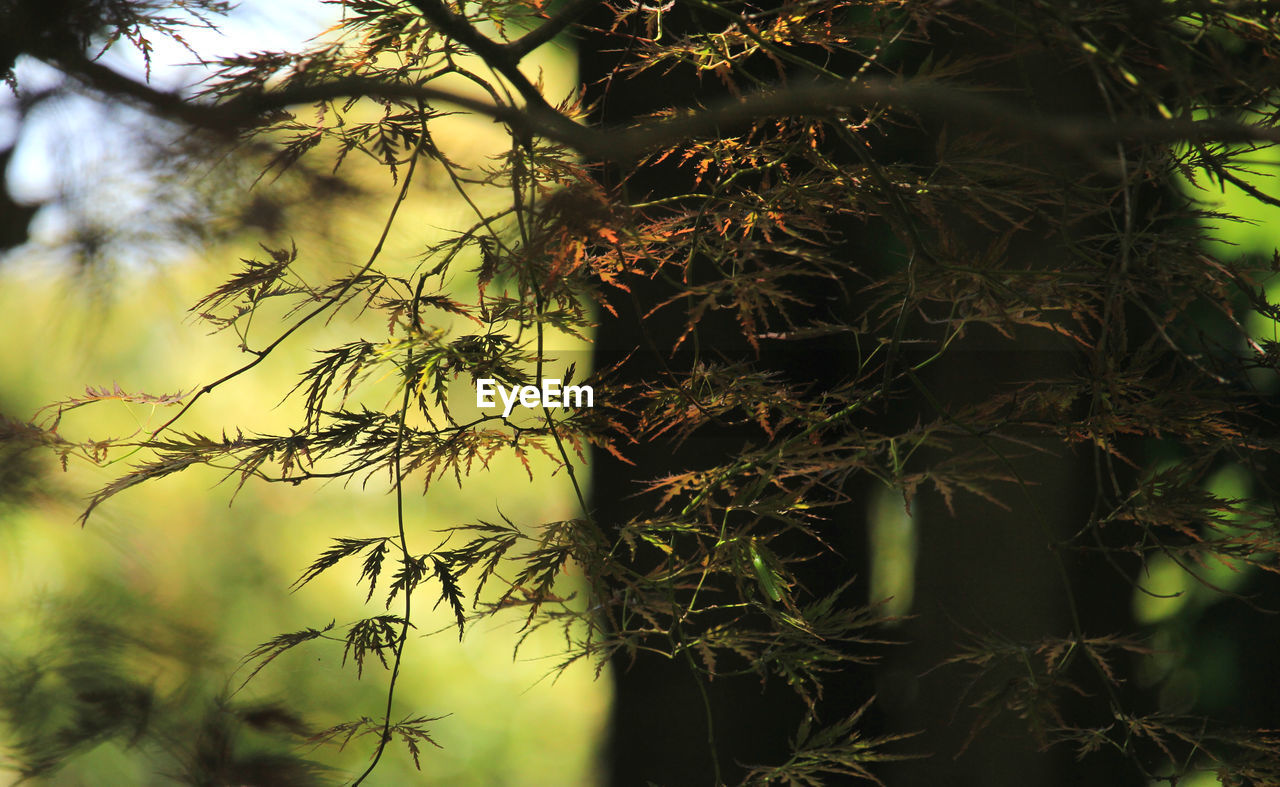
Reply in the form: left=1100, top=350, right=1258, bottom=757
left=0, top=6, right=607, bottom=784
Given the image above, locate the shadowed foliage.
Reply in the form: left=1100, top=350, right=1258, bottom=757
left=4, top=1, right=1280, bottom=785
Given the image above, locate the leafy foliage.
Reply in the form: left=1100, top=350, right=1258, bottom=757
left=8, top=0, right=1280, bottom=784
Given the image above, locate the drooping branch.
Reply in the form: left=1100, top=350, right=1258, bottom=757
left=59, top=54, right=1280, bottom=167
left=62, top=53, right=583, bottom=145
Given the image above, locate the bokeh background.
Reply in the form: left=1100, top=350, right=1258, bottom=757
left=1, top=3, right=606, bottom=784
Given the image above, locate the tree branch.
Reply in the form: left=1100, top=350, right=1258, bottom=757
left=65, top=54, right=589, bottom=149
left=403, top=0, right=553, bottom=112
left=506, top=0, right=603, bottom=61
left=593, top=80, right=1280, bottom=164
left=61, top=57, right=1280, bottom=168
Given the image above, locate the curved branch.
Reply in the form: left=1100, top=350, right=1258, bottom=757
left=61, top=55, right=1280, bottom=167
left=506, top=0, right=603, bottom=61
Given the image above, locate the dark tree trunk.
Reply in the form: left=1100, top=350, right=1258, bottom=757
left=578, top=7, right=877, bottom=785
left=872, top=21, right=1154, bottom=783
left=581, top=5, right=1152, bottom=786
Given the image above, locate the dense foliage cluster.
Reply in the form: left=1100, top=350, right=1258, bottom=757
left=6, top=0, right=1280, bottom=784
